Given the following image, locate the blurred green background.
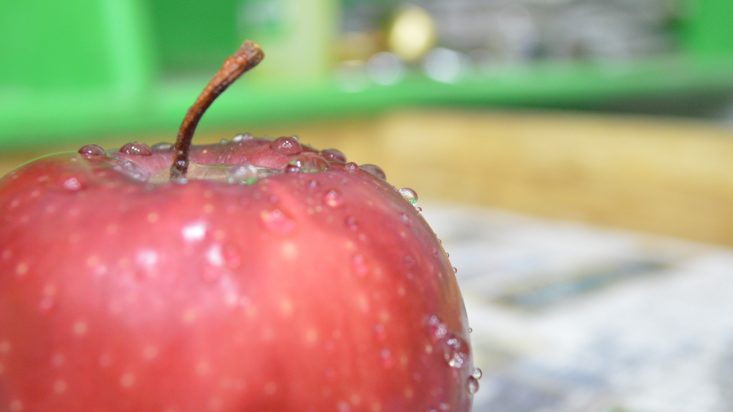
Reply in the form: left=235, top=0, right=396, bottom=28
left=1, top=0, right=732, bottom=149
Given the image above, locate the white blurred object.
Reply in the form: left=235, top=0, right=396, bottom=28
left=423, top=204, right=733, bottom=412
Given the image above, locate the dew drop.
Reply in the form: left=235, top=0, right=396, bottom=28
left=260, top=209, right=295, bottom=235
left=115, top=159, right=150, bottom=181
left=442, top=333, right=469, bottom=368
left=290, top=154, right=329, bottom=173
left=399, top=187, right=418, bottom=204
left=344, top=162, right=359, bottom=173
left=78, top=144, right=105, bottom=158
left=323, top=189, right=343, bottom=207
left=119, top=142, right=152, bottom=156
left=360, top=164, right=386, bottom=180
left=285, top=164, right=301, bottom=174
left=321, top=148, right=346, bottom=163
left=471, top=367, right=483, bottom=380
left=426, top=315, right=448, bottom=342
left=345, top=216, right=359, bottom=231
left=219, top=138, right=229, bottom=144
left=467, top=376, right=480, bottom=395
left=468, top=327, right=473, bottom=334
left=151, top=142, right=173, bottom=151
left=271, top=136, right=302, bottom=155
left=228, top=164, right=260, bottom=185
left=452, top=266, right=458, bottom=273
left=233, top=133, right=254, bottom=143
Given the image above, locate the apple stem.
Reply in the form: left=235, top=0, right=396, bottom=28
left=170, top=41, right=265, bottom=180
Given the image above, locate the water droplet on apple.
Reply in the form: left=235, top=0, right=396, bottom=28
left=219, top=138, right=229, bottom=144
left=285, top=164, right=300, bottom=174
left=468, top=327, right=473, bottom=334
left=360, top=164, right=386, bottom=180
left=115, top=159, right=150, bottom=181
left=471, top=367, right=483, bottom=380
left=233, top=133, right=254, bottom=143
left=452, top=266, right=458, bottom=273
left=151, top=142, right=172, bottom=151
left=119, top=142, right=152, bottom=156
left=323, top=189, right=343, bottom=207
left=290, top=154, right=329, bottom=173
left=467, top=375, right=480, bottom=395
left=426, top=315, right=448, bottom=342
left=260, top=209, right=295, bottom=235
left=344, top=162, right=359, bottom=173
left=399, top=187, right=418, bottom=204
left=229, top=165, right=260, bottom=185
left=271, top=136, right=302, bottom=155
left=321, top=148, right=346, bottom=163
left=345, top=216, right=359, bottom=231
left=78, top=144, right=105, bottom=158
left=442, top=333, right=469, bottom=368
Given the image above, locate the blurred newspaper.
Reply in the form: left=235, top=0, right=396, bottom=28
left=424, top=205, right=733, bottom=412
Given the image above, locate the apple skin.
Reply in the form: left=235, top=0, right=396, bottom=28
left=0, top=137, right=474, bottom=411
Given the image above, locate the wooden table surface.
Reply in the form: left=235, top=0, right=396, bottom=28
left=3, top=109, right=733, bottom=246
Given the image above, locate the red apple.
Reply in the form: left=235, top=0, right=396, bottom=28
left=0, top=41, right=477, bottom=412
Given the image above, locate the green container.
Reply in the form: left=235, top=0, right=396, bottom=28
left=0, top=0, right=731, bottom=149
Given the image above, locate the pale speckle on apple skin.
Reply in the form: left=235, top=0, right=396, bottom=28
left=0, top=362, right=5, bottom=375
left=9, top=399, right=23, bottom=411
left=53, top=379, right=67, bottom=394
left=263, top=381, right=278, bottom=396
left=120, top=372, right=136, bottom=388
left=142, top=345, right=159, bottom=361
left=280, top=241, right=298, bottom=260
left=196, top=360, right=211, bottom=376
left=146, top=212, right=159, bottom=223
left=51, top=353, right=65, bottom=367
left=14, top=262, right=28, bottom=278
left=0, top=340, right=11, bottom=354
left=98, top=353, right=113, bottom=368
left=304, top=328, right=319, bottom=345
left=1, top=249, right=12, bottom=260
left=278, top=297, right=294, bottom=317
left=72, top=320, right=88, bottom=337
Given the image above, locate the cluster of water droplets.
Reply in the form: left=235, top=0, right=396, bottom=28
left=426, top=315, right=481, bottom=396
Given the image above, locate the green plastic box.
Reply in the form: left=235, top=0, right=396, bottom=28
left=0, top=0, right=731, bottom=149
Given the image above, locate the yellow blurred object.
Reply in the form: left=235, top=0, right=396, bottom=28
left=387, top=6, right=436, bottom=61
